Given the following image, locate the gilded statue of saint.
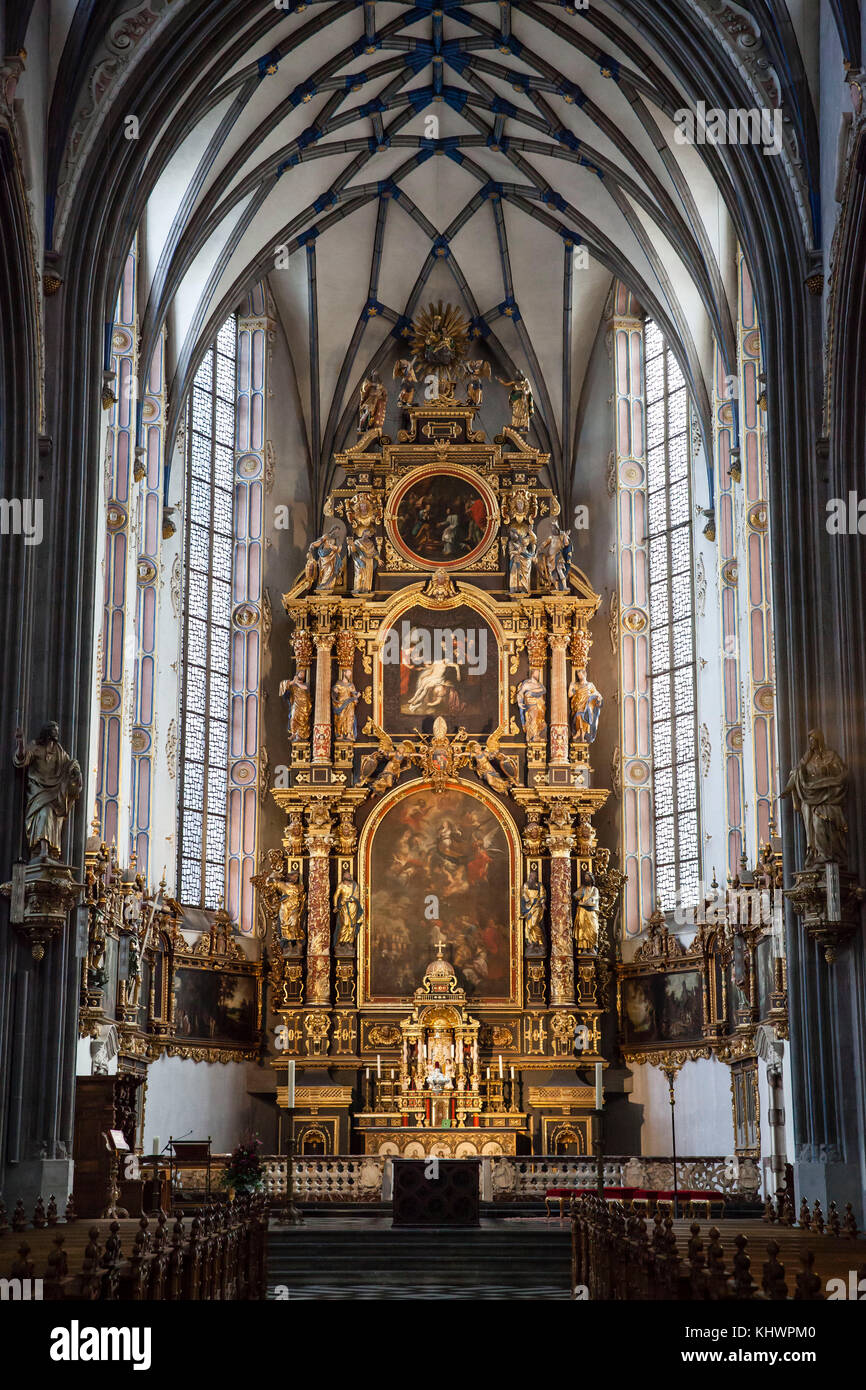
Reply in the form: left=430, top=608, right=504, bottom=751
left=780, top=728, right=849, bottom=866
left=573, top=869, right=600, bottom=952
left=347, top=526, right=378, bottom=594
left=331, top=674, right=361, bottom=741
left=280, top=671, right=311, bottom=742
left=506, top=523, right=537, bottom=594
left=305, top=529, right=344, bottom=593
left=13, top=722, right=83, bottom=859
left=521, top=868, right=547, bottom=951
left=516, top=670, right=547, bottom=744
left=333, top=867, right=363, bottom=945
left=569, top=669, right=603, bottom=744
left=537, top=521, right=571, bottom=591
left=496, top=372, right=534, bottom=431
left=270, top=869, right=307, bottom=948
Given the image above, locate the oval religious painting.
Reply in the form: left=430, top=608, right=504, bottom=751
left=363, top=786, right=516, bottom=1004
left=386, top=467, right=497, bottom=568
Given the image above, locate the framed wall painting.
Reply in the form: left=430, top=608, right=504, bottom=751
left=384, top=465, right=498, bottom=570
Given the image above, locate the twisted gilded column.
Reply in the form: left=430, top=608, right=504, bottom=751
left=312, top=631, right=335, bottom=763
left=549, top=631, right=570, bottom=764
left=304, top=805, right=334, bottom=1003
left=546, top=809, right=576, bottom=1004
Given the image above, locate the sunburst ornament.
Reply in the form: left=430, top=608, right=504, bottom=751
left=408, top=301, right=473, bottom=383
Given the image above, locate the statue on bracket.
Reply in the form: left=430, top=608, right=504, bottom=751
left=469, top=731, right=519, bottom=793
left=359, top=371, right=388, bottom=434
left=333, top=866, right=363, bottom=953
left=573, top=868, right=600, bottom=952
left=521, top=868, right=547, bottom=955
left=569, top=669, right=603, bottom=743
left=280, top=671, right=311, bottom=742
left=496, top=371, right=534, bottom=432
left=332, top=673, right=361, bottom=741
left=780, top=728, right=849, bottom=866
left=516, top=669, right=548, bottom=744
left=538, top=521, right=572, bottom=591
left=13, top=722, right=83, bottom=859
left=305, top=529, right=344, bottom=594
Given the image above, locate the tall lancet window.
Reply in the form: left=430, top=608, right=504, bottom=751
left=178, top=317, right=237, bottom=908
left=644, top=320, right=700, bottom=910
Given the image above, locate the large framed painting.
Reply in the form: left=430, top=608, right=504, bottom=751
left=377, top=600, right=503, bottom=736
left=361, top=782, right=518, bottom=1005
left=620, top=968, right=705, bottom=1046
left=172, top=968, right=258, bottom=1044
left=384, top=465, right=498, bottom=569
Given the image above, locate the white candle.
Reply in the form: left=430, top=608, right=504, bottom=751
left=486, top=1066, right=491, bottom=1080
left=498, top=1054, right=503, bottom=1079
left=510, top=1066, right=515, bottom=1080
left=286, top=1058, right=296, bottom=1108
left=152, top=1136, right=159, bottom=1155
left=595, top=1061, right=603, bottom=1110
left=377, top=1054, right=381, bottom=1078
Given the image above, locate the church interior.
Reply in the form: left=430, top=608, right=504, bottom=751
left=1, top=0, right=866, bottom=1323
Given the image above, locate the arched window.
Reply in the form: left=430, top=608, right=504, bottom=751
left=178, top=317, right=237, bottom=908
left=643, top=321, right=700, bottom=910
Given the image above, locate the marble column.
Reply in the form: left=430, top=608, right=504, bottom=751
left=304, top=810, right=333, bottom=1004
left=312, top=633, right=334, bottom=764
left=549, top=632, right=570, bottom=764
left=547, top=813, right=575, bottom=1005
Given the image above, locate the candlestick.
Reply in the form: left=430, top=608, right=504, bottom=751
left=595, top=1061, right=603, bottom=1110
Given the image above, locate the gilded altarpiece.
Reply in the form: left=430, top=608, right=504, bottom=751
left=264, top=320, right=622, bottom=1155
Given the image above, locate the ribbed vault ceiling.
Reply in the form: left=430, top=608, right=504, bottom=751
left=40, top=0, right=834, bottom=509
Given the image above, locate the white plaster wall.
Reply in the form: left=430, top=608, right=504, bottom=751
left=627, top=1055, right=735, bottom=1156
left=142, top=1054, right=272, bottom=1154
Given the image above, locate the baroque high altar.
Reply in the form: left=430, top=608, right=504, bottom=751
left=263, top=304, right=623, bottom=1158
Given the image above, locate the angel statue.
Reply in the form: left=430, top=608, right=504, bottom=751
left=333, top=867, right=363, bottom=947
left=280, top=671, right=311, bottom=742
left=358, top=727, right=414, bottom=793
left=506, top=523, right=537, bottom=595
left=359, top=371, right=387, bottom=434
left=331, top=674, right=361, bottom=741
left=520, top=868, right=547, bottom=952
left=393, top=358, right=418, bottom=410
left=469, top=730, right=519, bottom=793
left=305, top=529, right=344, bottom=594
left=780, top=728, right=849, bottom=866
left=573, top=868, right=600, bottom=952
left=569, top=669, right=603, bottom=744
left=13, top=722, right=83, bottom=859
left=516, top=670, right=547, bottom=745
left=537, top=521, right=572, bottom=591
left=347, top=526, right=378, bottom=595
left=465, top=359, right=491, bottom=410
left=496, top=371, right=534, bottom=431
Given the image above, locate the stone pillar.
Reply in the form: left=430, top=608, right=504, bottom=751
left=312, top=632, right=334, bottom=764
left=546, top=811, right=575, bottom=1005
left=304, top=807, right=333, bottom=1004
left=549, top=632, right=570, bottom=764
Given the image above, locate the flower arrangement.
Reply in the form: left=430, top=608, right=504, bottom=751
left=221, top=1132, right=264, bottom=1194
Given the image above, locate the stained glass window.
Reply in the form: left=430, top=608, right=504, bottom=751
left=178, top=317, right=237, bottom=908
left=644, top=320, right=700, bottom=911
